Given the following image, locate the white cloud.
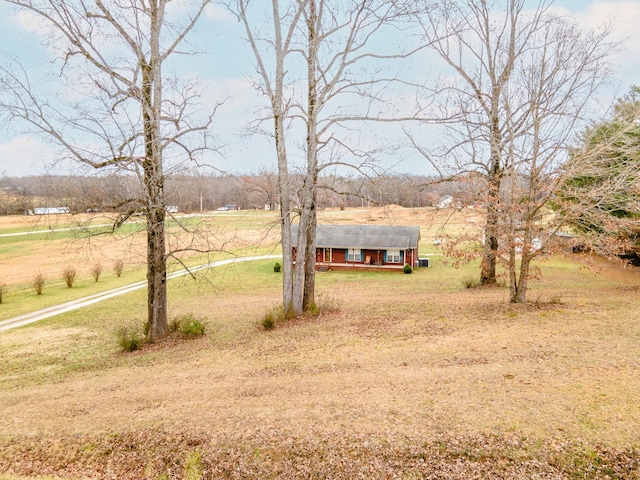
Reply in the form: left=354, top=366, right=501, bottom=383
left=573, top=2, right=640, bottom=90
left=0, top=136, right=53, bottom=177
left=206, top=4, right=235, bottom=23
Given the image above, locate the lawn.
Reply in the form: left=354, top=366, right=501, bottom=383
left=0, top=207, right=639, bottom=479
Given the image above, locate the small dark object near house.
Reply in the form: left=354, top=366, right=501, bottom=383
left=273, top=262, right=281, bottom=272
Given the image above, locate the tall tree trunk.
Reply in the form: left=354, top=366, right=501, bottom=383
left=302, top=0, right=318, bottom=313
left=511, top=253, right=531, bottom=303
left=275, top=113, right=294, bottom=316
left=303, top=190, right=317, bottom=311
left=265, top=0, right=296, bottom=317
left=480, top=108, right=504, bottom=285
left=146, top=199, right=168, bottom=340
left=508, top=240, right=517, bottom=302
left=142, top=5, right=168, bottom=342
left=480, top=171, right=500, bottom=284
left=292, top=203, right=308, bottom=315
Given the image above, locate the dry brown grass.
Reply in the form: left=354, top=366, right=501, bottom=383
left=0, top=214, right=148, bottom=286
left=0, top=211, right=281, bottom=287
left=0, top=207, right=639, bottom=478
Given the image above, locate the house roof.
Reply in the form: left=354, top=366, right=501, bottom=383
left=291, top=224, right=420, bottom=250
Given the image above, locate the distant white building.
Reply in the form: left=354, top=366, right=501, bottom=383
left=436, top=195, right=453, bottom=209
left=28, top=207, right=70, bottom=215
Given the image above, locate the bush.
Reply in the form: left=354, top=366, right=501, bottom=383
left=114, top=259, right=124, bottom=277
left=181, top=318, right=206, bottom=337
left=169, top=314, right=206, bottom=337
left=0, top=283, right=5, bottom=304
left=273, top=262, right=281, bottom=273
left=63, top=267, right=77, bottom=288
left=33, top=274, right=46, bottom=295
left=261, top=313, right=275, bottom=330
left=91, top=263, right=103, bottom=282
left=403, top=263, right=413, bottom=274
left=116, top=326, right=141, bottom=352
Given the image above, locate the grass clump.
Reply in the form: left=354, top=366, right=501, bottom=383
left=184, top=449, right=204, bottom=480
left=0, top=283, right=4, bottom=304
left=260, top=305, right=288, bottom=330
left=116, top=326, right=142, bottom=352
left=63, top=267, right=77, bottom=288
left=260, top=312, right=276, bottom=330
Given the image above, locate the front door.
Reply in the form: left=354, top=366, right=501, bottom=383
left=324, top=248, right=331, bottom=262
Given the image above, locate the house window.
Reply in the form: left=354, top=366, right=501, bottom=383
left=386, top=249, right=401, bottom=263
left=347, top=248, right=361, bottom=262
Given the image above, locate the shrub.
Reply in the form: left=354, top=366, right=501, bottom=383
left=169, top=314, right=206, bottom=337
left=33, top=274, right=46, bottom=295
left=0, top=283, right=5, bottom=304
left=116, top=326, right=141, bottom=352
left=273, top=262, right=281, bottom=273
left=91, top=263, right=103, bottom=282
left=403, top=263, right=413, bottom=274
left=261, top=313, right=275, bottom=330
left=143, top=320, right=151, bottom=337
left=63, top=267, right=77, bottom=288
left=114, top=259, right=124, bottom=277
left=180, top=318, right=205, bottom=337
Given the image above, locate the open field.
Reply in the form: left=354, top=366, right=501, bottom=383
left=1, top=207, right=639, bottom=479
left=0, top=211, right=281, bottom=289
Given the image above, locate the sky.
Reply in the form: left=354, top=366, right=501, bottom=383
left=0, top=0, right=639, bottom=178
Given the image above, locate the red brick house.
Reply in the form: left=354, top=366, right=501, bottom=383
left=291, top=224, right=421, bottom=271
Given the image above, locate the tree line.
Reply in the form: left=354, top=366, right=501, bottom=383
left=0, top=172, right=478, bottom=215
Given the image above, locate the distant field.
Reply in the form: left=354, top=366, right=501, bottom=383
left=1, top=206, right=639, bottom=479
left=0, top=210, right=281, bottom=288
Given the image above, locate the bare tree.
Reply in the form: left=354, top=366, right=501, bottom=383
left=1, top=0, right=213, bottom=341
left=411, top=0, right=614, bottom=300
left=231, top=0, right=302, bottom=316
left=233, top=0, right=412, bottom=316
